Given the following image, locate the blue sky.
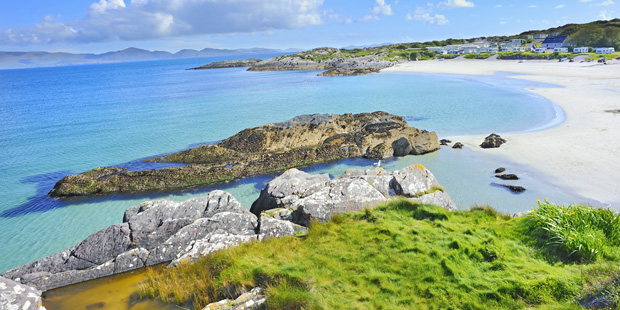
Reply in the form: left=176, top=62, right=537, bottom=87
left=0, top=0, right=617, bottom=53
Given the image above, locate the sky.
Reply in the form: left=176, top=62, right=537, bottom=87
left=0, top=0, right=617, bottom=53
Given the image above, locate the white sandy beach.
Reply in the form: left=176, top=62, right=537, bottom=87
left=384, top=58, right=620, bottom=207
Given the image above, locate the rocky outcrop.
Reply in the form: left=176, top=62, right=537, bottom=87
left=440, top=139, right=451, bottom=146
left=203, top=287, right=265, bottom=310
left=49, top=112, right=439, bottom=197
left=251, top=164, right=457, bottom=226
left=318, top=68, right=382, bottom=76
left=495, top=167, right=506, bottom=173
left=0, top=277, right=45, bottom=310
left=496, top=184, right=526, bottom=193
left=2, top=191, right=260, bottom=291
left=188, top=58, right=262, bottom=70
left=480, top=133, right=506, bottom=149
left=452, top=142, right=463, bottom=149
left=495, top=174, right=519, bottom=180
left=248, top=48, right=398, bottom=76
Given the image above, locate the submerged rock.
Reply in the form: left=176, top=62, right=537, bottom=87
left=251, top=164, right=457, bottom=226
left=440, top=139, right=452, bottom=146
left=495, top=174, right=519, bottom=180
left=2, top=191, right=258, bottom=291
left=496, top=184, right=526, bottom=193
left=452, top=142, right=463, bottom=149
left=480, top=133, right=506, bottom=149
left=50, top=112, right=439, bottom=197
left=495, top=167, right=506, bottom=173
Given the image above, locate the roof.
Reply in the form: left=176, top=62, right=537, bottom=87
left=542, top=36, right=568, bottom=44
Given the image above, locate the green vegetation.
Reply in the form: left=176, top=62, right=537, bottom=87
left=464, top=53, right=497, bottom=59
left=436, top=54, right=460, bottom=59
left=141, top=200, right=620, bottom=309
left=526, top=199, right=620, bottom=262
left=585, top=53, right=620, bottom=61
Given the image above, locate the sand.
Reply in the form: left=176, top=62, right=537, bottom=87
left=383, top=58, right=620, bottom=207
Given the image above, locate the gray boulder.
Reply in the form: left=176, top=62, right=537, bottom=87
left=202, top=287, right=265, bottom=310
left=0, top=276, right=45, bottom=310
left=251, top=169, right=330, bottom=215
left=251, top=165, right=457, bottom=226
left=258, top=216, right=308, bottom=241
left=2, top=190, right=258, bottom=291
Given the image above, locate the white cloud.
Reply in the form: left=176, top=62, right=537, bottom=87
left=495, top=4, right=503, bottom=8
left=579, top=0, right=593, bottom=2
left=599, top=9, right=615, bottom=19
left=0, top=0, right=325, bottom=45
left=361, top=0, right=393, bottom=22
left=437, top=0, right=475, bottom=9
left=555, top=4, right=565, bottom=8
left=499, top=21, right=507, bottom=24
left=407, top=7, right=449, bottom=25
left=594, top=0, right=614, bottom=6
left=528, top=5, right=537, bottom=8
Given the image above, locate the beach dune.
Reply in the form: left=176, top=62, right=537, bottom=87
left=384, top=59, right=620, bottom=207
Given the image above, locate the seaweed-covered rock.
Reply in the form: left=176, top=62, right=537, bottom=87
left=50, top=112, right=439, bottom=197
left=452, top=142, right=463, bottom=149
left=480, top=133, right=507, bottom=149
left=495, top=174, right=519, bottom=180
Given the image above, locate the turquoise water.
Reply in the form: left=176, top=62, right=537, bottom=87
left=0, top=55, right=582, bottom=273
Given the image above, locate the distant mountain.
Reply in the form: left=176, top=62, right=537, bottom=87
left=0, top=47, right=298, bottom=70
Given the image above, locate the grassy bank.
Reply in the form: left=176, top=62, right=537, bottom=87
left=141, top=200, right=620, bottom=309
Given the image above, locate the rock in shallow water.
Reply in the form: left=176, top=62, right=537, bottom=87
left=480, top=133, right=507, bottom=149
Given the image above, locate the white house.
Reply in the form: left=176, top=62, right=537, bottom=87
left=595, top=47, right=615, bottom=54
left=448, top=50, right=462, bottom=55
left=573, top=47, right=589, bottom=53
left=535, top=48, right=549, bottom=53
left=487, top=47, right=499, bottom=53
left=553, top=47, right=569, bottom=53
left=535, top=34, right=549, bottom=39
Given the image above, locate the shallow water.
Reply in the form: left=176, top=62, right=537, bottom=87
left=42, top=265, right=176, bottom=310
left=0, top=56, right=586, bottom=273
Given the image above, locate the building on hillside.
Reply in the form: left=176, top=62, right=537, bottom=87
left=426, top=47, right=446, bottom=53
left=444, top=45, right=462, bottom=51
left=573, top=47, right=589, bottom=53
left=448, top=50, right=462, bottom=55
left=535, top=34, right=549, bottom=39
left=554, top=47, right=569, bottom=53
left=511, top=39, right=526, bottom=46
left=504, top=47, right=526, bottom=52
left=540, top=36, right=569, bottom=49
left=487, top=47, right=499, bottom=53
left=595, top=47, right=615, bottom=54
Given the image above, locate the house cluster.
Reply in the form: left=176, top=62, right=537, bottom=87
left=424, top=33, right=615, bottom=55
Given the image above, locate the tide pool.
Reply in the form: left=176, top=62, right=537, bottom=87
left=0, top=55, right=582, bottom=273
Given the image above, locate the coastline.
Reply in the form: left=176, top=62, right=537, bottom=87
left=383, top=59, right=620, bottom=207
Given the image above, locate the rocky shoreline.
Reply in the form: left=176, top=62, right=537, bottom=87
left=49, top=112, right=439, bottom=197
left=188, top=58, right=262, bottom=70
left=4, top=164, right=456, bottom=295
left=247, top=48, right=398, bottom=76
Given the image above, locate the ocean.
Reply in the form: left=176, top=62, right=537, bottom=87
left=0, top=54, right=583, bottom=273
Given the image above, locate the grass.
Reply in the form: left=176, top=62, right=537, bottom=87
left=141, top=200, right=620, bottom=309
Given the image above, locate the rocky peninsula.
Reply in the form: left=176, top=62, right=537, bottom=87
left=49, top=111, right=439, bottom=197
left=246, top=47, right=402, bottom=76
left=5, top=165, right=455, bottom=292
left=188, top=58, right=262, bottom=70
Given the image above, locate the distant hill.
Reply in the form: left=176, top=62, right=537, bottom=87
left=0, top=47, right=300, bottom=70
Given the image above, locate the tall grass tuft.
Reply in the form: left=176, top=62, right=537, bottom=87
left=527, top=199, right=620, bottom=262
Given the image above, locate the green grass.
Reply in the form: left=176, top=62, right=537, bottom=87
left=464, top=53, right=497, bottom=59
left=584, top=53, right=620, bottom=61
left=141, top=200, right=620, bottom=309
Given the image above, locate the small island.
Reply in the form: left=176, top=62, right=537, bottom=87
left=187, top=58, right=262, bottom=70
left=49, top=112, right=439, bottom=197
